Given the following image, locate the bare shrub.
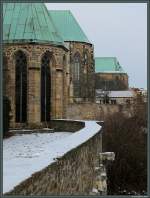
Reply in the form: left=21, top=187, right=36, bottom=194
left=102, top=101, right=147, bottom=195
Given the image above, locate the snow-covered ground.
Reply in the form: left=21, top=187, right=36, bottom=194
left=3, top=132, right=72, bottom=193
left=3, top=121, right=101, bottom=193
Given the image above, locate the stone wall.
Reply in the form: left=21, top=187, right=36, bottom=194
left=3, top=43, right=69, bottom=128
left=49, top=119, right=85, bottom=132
left=3, top=41, right=96, bottom=129
left=95, top=72, right=128, bottom=91
left=5, top=123, right=103, bottom=196
left=66, top=103, right=133, bottom=120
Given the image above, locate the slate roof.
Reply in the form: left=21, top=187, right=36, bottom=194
left=95, top=57, right=126, bottom=73
left=49, top=10, right=90, bottom=43
left=3, top=3, right=65, bottom=46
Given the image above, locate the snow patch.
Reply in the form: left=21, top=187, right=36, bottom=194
left=3, top=121, right=101, bottom=193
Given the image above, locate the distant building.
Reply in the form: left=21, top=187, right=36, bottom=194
left=140, top=89, right=147, bottom=103
left=95, top=57, right=129, bottom=91
left=131, top=88, right=147, bottom=103
left=96, top=90, right=134, bottom=105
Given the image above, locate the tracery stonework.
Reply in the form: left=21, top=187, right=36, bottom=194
left=68, top=42, right=95, bottom=102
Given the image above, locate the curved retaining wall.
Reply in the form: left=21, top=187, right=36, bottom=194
left=49, top=119, right=85, bottom=132
left=4, top=120, right=103, bottom=195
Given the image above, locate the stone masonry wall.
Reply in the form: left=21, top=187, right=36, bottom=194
left=49, top=119, right=85, bottom=132
left=95, top=73, right=129, bottom=91
left=3, top=43, right=69, bottom=128
left=5, top=126, right=102, bottom=196
left=66, top=103, right=133, bottom=120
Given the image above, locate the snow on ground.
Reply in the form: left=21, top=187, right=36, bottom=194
left=3, top=121, right=101, bottom=193
left=3, top=132, right=71, bottom=193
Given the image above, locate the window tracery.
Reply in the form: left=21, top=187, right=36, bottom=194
left=15, top=50, right=27, bottom=123
left=72, top=52, right=81, bottom=97
left=41, top=51, right=51, bottom=122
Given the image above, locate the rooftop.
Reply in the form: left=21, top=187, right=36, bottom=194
left=3, top=3, right=64, bottom=46
left=96, top=90, right=134, bottom=98
left=49, top=10, right=90, bottom=43
left=95, top=57, right=126, bottom=73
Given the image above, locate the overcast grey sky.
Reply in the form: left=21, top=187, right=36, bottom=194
left=46, top=3, right=147, bottom=89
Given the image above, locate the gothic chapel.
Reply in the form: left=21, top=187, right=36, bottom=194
left=3, top=3, right=95, bottom=128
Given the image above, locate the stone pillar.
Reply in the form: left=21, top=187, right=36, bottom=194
left=62, top=56, right=67, bottom=118
left=55, top=69, right=63, bottom=118
left=28, top=61, right=41, bottom=125
left=69, top=80, right=74, bottom=104
left=6, top=55, right=16, bottom=128
left=51, top=66, right=55, bottom=119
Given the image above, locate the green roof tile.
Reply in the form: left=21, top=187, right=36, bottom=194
left=48, top=10, right=90, bottom=43
left=3, top=3, right=65, bottom=46
left=95, top=57, right=126, bottom=73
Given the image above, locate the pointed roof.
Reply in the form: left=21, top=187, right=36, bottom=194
left=49, top=10, right=90, bottom=43
left=3, top=3, right=65, bottom=46
left=95, top=57, right=126, bottom=73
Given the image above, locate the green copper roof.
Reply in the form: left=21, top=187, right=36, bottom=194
left=95, top=57, right=125, bottom=73
left=3, top=3, right=65, bottom=46
left=48, top=10, right=90, bottom=43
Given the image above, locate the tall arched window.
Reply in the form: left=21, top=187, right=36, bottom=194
left=83, top=52, right=89, bottom=98
left=41, top=51, right=51, bottom=122
left=73, top=53, right=80, bottom=81
left=72, top=52, right=81, bottom=97
left=15, top=50, right=27, bottom=123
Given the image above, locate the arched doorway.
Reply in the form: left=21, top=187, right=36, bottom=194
left=15, top=50, right=27, bottom=123
left=41, top=51, right=51, bottom=122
